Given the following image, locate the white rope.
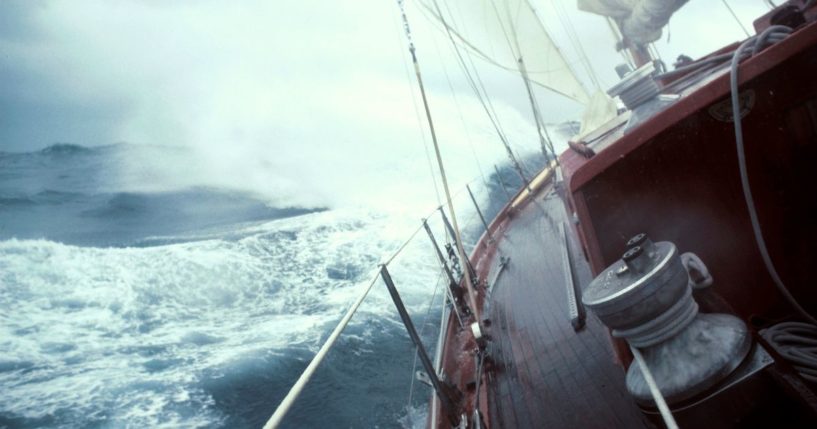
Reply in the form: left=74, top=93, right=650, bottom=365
left=630, top=346, right=680, bottom=429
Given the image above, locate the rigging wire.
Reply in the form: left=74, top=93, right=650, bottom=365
left=428, top=28, right=488, bottom=186
left=427, top=0, right=531, bottom=186
left=383, top=222, right=428, bottom=267
left=390, top=3, right=443, bottom=207
left=721, top=0, right=751, bottom=37
left=605, top=17, right=637, bottom=69
left=518, top=56, right=558, bottom=162
left=548, top=0, right=602, bottom=91
left=396, top=0, right=481, bottom=320
left=413, top=0, right=586, bottom=103
left=490, top=0, right=557, bottom=163
left=386, top=180, right=481, bottom=265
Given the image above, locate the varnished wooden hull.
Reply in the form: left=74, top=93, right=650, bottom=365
left=434, top=2, right=817, bottom=427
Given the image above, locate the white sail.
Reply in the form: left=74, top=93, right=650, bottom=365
left=417, top=0, right=591, bottom=104
left=578, top=0, right=689, bottom=45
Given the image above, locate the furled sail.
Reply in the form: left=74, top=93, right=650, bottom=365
left=417, top=0, right=591, bottom=104
left=578, top=0, right=689, bottom=45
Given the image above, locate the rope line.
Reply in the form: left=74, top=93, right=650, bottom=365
left=729, top=27, right=817, bottom=325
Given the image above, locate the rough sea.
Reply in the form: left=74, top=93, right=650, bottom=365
left=0, top=143, right=533, bottom=428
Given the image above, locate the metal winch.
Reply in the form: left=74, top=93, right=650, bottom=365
left=582, top=233, right=752, bottom=406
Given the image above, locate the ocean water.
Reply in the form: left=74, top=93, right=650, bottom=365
left=0, top=143, right=532, bottom=428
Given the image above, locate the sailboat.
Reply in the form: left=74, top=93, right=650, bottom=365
left=268, top=0, right=817, bottom=427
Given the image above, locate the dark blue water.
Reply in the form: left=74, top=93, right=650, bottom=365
left=0, top=144, right=320, bottom=247
left=0, top=142, right=544, bottom=428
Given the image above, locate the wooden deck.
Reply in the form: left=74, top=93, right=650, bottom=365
left=484, top=189, right=649, bottom=429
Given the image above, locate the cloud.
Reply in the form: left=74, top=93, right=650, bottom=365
left=0, top=0, right=774, bottom=209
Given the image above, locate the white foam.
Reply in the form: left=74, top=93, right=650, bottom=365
left=0, top=204, right=465, bottom=425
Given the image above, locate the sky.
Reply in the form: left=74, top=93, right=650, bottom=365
left=0, top=0, right=771, bottom=208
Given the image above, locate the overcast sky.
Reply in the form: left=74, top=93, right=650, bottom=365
left=0, top=0, right=771, bottom=207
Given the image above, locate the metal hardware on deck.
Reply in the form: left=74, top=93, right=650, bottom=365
left=487, top=256, right=509, bottom=294
left=471, top=410, right=483, bottom=429
left=630, top=345, right=680, bottom=429
left=379, top=265, right=462, bottom=426
left=424, top=219, right=469, bottom=323
left=583, top=233, right=752, bottom=406
left=559, top=223, right=585, bottom=331
left=471, top=348, right=486, bottom=429
left=440, top=208, right=478, bottom=288
left=567, top=139, right=596, bottom=158
left=424, top=219, right=457, bottom=287
left=471, top=322, right=488, bottom=350
left=653, top=344, right=774, bottom=414
left=415, top=370, right=433, bottom=388
left=608, top=61, right=659, bottom=110
left=680, top=252, right=713, bottom=290
left=466, top=185, right=493, bottom=243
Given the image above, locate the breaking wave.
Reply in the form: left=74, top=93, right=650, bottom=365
left=0, top=141, right=542, bottom=427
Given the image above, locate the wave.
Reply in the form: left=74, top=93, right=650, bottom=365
left=0, top=195, right=36, bottom=207
left=0, top=138, right=537, bottom=427
left=0, top=142, right=111, bottom=159
left=0, top=205, right=446, bottom=427
left=1, top=142, right=331, bottom=247
left=37, top=142, right=94, bottom=156
left=0, top=186, right=325, bottom=247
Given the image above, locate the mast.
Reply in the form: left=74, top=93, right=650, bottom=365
left=395, top=0, right=481, bottom=321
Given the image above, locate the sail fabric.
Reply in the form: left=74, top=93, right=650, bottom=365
left=578, top=0, right=689, bottom=44
left=577, top=90, right=619, bottom=138
left=417, top=0, right=590, bottom=104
